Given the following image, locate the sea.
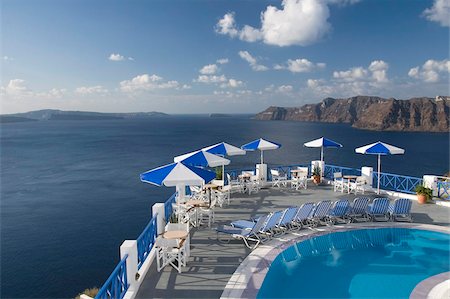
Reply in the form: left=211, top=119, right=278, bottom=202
left=1, top=115, right=448, bottom=298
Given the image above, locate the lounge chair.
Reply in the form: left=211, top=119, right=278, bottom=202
left=292, top=202, right=315, bottom=229
left=325, top=199, right=351, bottom=225
left=368, top=198, right=390, bottom=221
left=259, top=210, right=285, bottom=239
left=348, top=197, right=370, bottom=222
left=306, top=200, right=332, bottom=227
left=216, top=214, right=269, bottom=249
left=388, top=198, right=412, bottom=222
left=274, top=207, right=299, bottom=234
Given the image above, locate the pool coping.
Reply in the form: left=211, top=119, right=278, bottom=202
left=220, top=222, right=450, bottom=299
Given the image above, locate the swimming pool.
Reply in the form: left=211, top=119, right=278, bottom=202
left=257, top=228, right=450, bottom=298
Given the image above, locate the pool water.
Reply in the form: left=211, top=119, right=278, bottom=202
left=258, top=228, right=450, bottom=298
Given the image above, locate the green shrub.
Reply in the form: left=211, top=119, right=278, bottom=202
left=415, top=185, right=433, bottom=201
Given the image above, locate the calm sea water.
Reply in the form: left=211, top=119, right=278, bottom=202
left=1, top=116, right=448, bottom=298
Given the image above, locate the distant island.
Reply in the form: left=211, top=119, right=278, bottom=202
left=0, top=109, right=169, bottom=123
left=255, top=96, right=450, bottom=132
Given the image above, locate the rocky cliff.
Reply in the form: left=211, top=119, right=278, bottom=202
left=255, top=96, right=450, bottom=132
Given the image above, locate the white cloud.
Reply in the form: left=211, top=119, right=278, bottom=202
left=277, top=85, right=294, bottom=93
left=215, top=0, right=359, bottom=47
left=200, top=64, right=218, bottom=75
left=368, top=60, right=389, bottom=83
left=109, top=53, right=125, bottom=61
left=238, top=50, right=268, bottom=71
left=220, top=78, right=244, bottom=88
left=1, top=79, right=67, bottom=99
left=75, top=85, right=108, bottom=95
left=195, top=74, right=227, bottom=84
left=408, top=59, right=450, bottom=83
left=120, top=74, right=179, bottom=92
left=3, top=79, right=29, bottom=94
left=216, top=58, right=229, bottom=64
left=423, top=0, right=450, bottom=27
left=333, top=67, right=368, bottom=81
left=275, top=58, right=326, bottom=73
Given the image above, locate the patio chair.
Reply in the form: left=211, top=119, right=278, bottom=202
left=216, top=214, right=269, bottom=249
left=226, top=173, right=244, bottom=193
left=198, top=195, right=217, bottom=228
left=155, top=236, right=187, bottom=273
left=333, top=172, right=344, bottom=192
left=247, top=176, right=261, bottom=194
left=165, top=223, right=190, bottom=257
left=306, top=200, right=332, bottom=227
left=349, top=176, right=368, bottom=194
left=325, top=199, right=351, bottom=225
left=388, top=198, right=412, bottom=222
left=271, top=169, right=288, bottom=187
left=347, top=197, right=370, bottom=222
left=214, top=188, right=229, bottom=207
left=292, top=167, right=308, bottom=190
left=368, top=197, right=390, bottom=221
left=292, top=202, right=315, bottom=229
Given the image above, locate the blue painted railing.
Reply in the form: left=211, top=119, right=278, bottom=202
left=438, top=181, right=450, bottom=199
left=164, top=193, right=177, bottom=223
left=373, top=172, right=422, bottom=194
left=323, top=164, right=361, bottom=179
left=136, top=216, right=158, bottom=270
left=95, top=254, right=129, bottom=299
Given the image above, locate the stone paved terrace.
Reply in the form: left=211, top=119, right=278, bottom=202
left=136, top=184, right=450, bottom=299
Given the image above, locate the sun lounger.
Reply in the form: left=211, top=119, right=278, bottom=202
left=348, top=197, right=370, bottom=222
left=292, top=202, right=315, bottom=229
left=388, top=198, right=412, bottom=222
left=216, top=214, right=269, bottom=249
left=325, top=199, right=351, bottom=225
left=368, top=197, right=390, bottom=221
left=274, top=207, right=299, bottom=233
left=306, top=200, right=332, bottom=227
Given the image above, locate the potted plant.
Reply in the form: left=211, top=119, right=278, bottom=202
left=312, top=165, right=321, bottom=185
left=415, top=185, right=432, bottom=204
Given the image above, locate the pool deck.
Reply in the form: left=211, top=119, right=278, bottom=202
left=135, top=184, right=450, bottom=299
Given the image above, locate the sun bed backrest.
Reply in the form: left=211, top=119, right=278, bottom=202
left=280, top=207, right=298, bottom=225
left=313, top=201, right=332, bottom=218
left=332, top=199, right=350, bottom=216
left=263, top=210, right=284, bottom=231
left=250, top=214, right=269, bottom=235
left=390, top=198, right=412, bottom=214
left=295, top=202, right=315, bottom=221
left=371, top=198, right=390, bottom=214
left=352, top=197, right=369, bottom=214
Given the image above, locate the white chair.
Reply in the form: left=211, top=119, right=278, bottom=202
left=349, top=176, right=367, bottom=194
left=216, top=185, right=231, bottom=206
left=333, top=172, right=344, bottom=192
left=292, top=168, right=308, bottom=190
left=199, top=196, right=217, bottom=228
left=247, top=176, right=261, bottom=194
left=155, top=237, right=187, bottom=273
left=226, top=173, right=244, bottom=193
left=165, top=223, right=190, bottom=257
left=271, top=169, right=288, bottom=187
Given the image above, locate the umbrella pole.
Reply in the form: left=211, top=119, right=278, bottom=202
left=377, top=154, right=381, bottom=194
left=321, top=146, right=324, bottom=162
left=261, top=150, right=264, bottom=165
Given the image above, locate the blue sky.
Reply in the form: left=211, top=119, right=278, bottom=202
left=1, top=0, right=449, bottom=114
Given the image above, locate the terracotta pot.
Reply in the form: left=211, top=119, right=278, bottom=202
left=313, top=175, right=321, bottom=185
left=417, top=194, right=428, bottom=204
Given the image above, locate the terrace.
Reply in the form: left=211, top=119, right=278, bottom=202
left=90, top=164, right=450, bottom=299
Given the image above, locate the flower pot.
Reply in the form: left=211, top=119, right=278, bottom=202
left=417, top=194, right=428, bottom=204
left=313, top=175, right=321, bottom=185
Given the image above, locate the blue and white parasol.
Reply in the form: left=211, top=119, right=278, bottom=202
left=173, top=150, right=230, bottom=167
left=304, top=137, right=343, bottom=162
left=203, top=142, right=246, bottom=156
left=241, top=138, right=281, bottom=164
left=355, top=141, right=405, bottom=194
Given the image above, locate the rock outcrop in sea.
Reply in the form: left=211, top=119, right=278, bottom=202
left=255, top=96, right=450, bottom=132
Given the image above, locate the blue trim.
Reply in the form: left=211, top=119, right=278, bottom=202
left=95, top=254, right=129, bottom=299
left=373, top=172, right=422, bottom=194
left=136, top=216, right=158, bottom=269
left=164, top=193, right=177, bottom=222
left=438, top=181, right=450, bottom=199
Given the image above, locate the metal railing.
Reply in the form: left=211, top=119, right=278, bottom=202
left=373, top=172, right=422, bottom=194
left=323, top=164, right=361, bottom=179
left=136, top=216, right=158, bottom=270
left=438, top=181, right=450, bottom=199
left=95, top=254, right=129, bottom=299
left=164, top=193, right=177, bottom=223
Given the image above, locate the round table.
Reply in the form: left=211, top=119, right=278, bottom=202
left=343, top=175, right=358, bottom=193
left=163, top=230, right=188, bottom=239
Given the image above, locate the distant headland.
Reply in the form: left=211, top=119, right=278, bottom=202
left=255, top=96, right=450, bottom=132
left=0, top=109, right=169, bottom=123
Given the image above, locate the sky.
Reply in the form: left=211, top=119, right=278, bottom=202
left=1, top=0, right=449, bottom=114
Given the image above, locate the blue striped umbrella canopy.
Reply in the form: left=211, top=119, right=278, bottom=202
left=202, top=142, right=246, bottom=156
left=173, top=150, right=230, bottom=167
left=241, top=138, right=281, bottom=164
left=355, top=141, right=405, bottom=194
left=304, top=137, right=343, bottom=162
left=140, top=162, right=216, bottom=187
